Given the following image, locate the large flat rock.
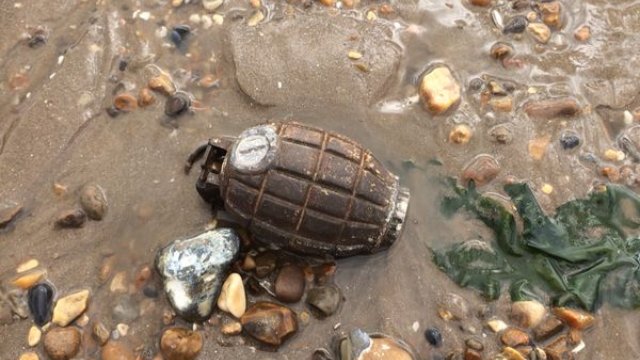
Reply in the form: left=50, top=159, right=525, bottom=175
left=227, top=12, right=401, bottom=107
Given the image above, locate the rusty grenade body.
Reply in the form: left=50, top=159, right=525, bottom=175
left=194, top=122, right=410, bottom=258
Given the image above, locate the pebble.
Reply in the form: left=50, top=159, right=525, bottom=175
left=160, top=328, right=203, bottom=360
left=604, top=149, right=625, bottom=162
left=148, top=74, right=176, bottom=95
left=544, top=335, right=569, bottom=360
left=274, top=264, right=306, bottom=303
left=538, top=1, right=561, bottom=28
left=221, top=320, right=242, bottom=335
left=197, top=74, right=219, bottom=89
left=138, top=88, right=155, bottom=107
left=93, top=320, right=111, bottom=345
left=559, top=132, right=580, bottom=150
left=490, top=42, right=514, bottom=61
left=486, top=319, right=508, bottom=333
left=28, top=283, right=53, bottom=327
left=217, top=273, right=246, bottom=318
left=511, top=300, right=546, bottom=328
left=541, top=183, right=553, bottom=194
left=425, top=327, right=442, bottom=347
left=110, top=271, right=128, bottom=293
left=55, top=208, right=87, bottom=228
left=19, top=352, right=39, bottom=360
left=240, top=302, right=298, bottom=346
left=171, top=25, right=191, bottom=48
left=28, top=325, right=42, bottom=346
left=527, top=23, right=551, bottom=44
left=52, top=289, right=90, bottom=327
left=530, top=347, right=547, bottom=360
left=462, top=154, right=500, bottom=187
left=419, top=66, right=461, bottom=114
left=306, top=285, right=341, bottom=317
left=213, top=14, right=224, bottom=25
left=503, top=16, right=528, bottom=34
left=574, top=25, right=591, bottom=41
left=0, top=203, right=23, bottom=228
left=203, top=0, right=224, bottom=12
left=552, top=307, right=594, bottom=330
left=501, top=347, right=526, bottom=360
left=348, top=51, right=363, bottom=60
left=17, top=259, right=39, bottom=273
left=489, top=124, right=513, bottom=144
left=101, top=341, right=136, bottom=360
left=44, top=327, right=81, bottom=360
left=79, top=183, right=108, bottom=220
left=247, top=11, right=265, bottom=27
left=500, top=328, right=530, bottom=347
left=532, top=317, right=564, bottom=342
left=255, top=252, right=277, bottom=278
left=156, top=228, right=240, bottom=321
left=113, top=93, right=138, bottom=112
left=449, top=124, right=472, bottom=144
left=117, top=323, right=129, bottom=337
left=464, top=348, right=482, bottom=360
left=112, top=295, right=139, bottom=323
left=469, top=0, right=491, bottom=6
left=13, top=269, right=47, bottom=289
left=529, top=136, right=551, bottom=161
left=164, top=91, right=191, bottom=117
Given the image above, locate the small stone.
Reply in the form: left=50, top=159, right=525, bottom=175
left=544, top=335, right=569, bottom=360
left=93, top=321, right=110, bottom=345
left=512, top=0, right=528, bottom=10
left=538, top=1, right=561, bottom=28
left=469, top=0, right=491, bottom=6
left=511, top=300, right=546, bottom=328
left=574, top=25, right=590, bottom=41
left=138, top=88, right=155, bottom=107
left=319, top=0, right=336, bottom=6
left=197, top=74, right=219, bottom=89
left=247, top=11, right=265, bottom=26
left=134, top=266, right=152, bottom=289
left=464, top=348, right=482, bottom=360
left=559, top=132, right=580, bottom=150
left=113, top=93, right=138, bottom=112
left=28, top=325, right=42, bottom=346
left=44, top=327, right=81, bottom=360
left=0, top=203, right=23, bottom=228
left=254, top=252, right=277, bottom=278
left=160, top=328, right=203, bottom=360
left=217, top=273, right=246, bottom=318
left=148, top=74, right=176, bottom=96
left=449, top=124, right=472, bottom=144
left=52, top=289, right=90, bottom=327
left=501, top=328, right=530, bottom=348
left=541, top=184, right=553, bottom=194
left=489, top=124, right=513, bottom=144
left=172, top=0, right=183, bottom=6
left=19, top=352, right=39, bottom=360
left=55, top=208, right=87, bottom=228
left=102, top=341, right=136, bottom=360
left=527, top=23, right=551, bottom=44
left=221, top=320, right=242, bottom=335
left=489, top=96, right=513, bottom=112
left=425, top=327, right=442, bottom=347
left=604, top=149, right=625, bottom=162
left=419, top=66, right=461, bottom=114
left=274, top=265, right=306, bottom=303
left=490, top=42, right=513, bottom=60
left=79, top=183, right=108, bottom=220
left=486, top=319, right=508, bottom=333
left=110, top=271, right=128, bottom=293
left=502, top=347, right=526, bottom=360
left=462, top=154, right=500, bottom=187
left=438, top=293, right=469, bottom=320
left=99, top=256, right=115, bottom=284
left=465, top=338, right=483, bottom=351
left=240, top=302, right=298, bottom=346
left=13, top=269, right=47, bottom=289
left=306, top=285, right=341, bottom=317
left=503, top=16, right=528, bottom=34
left=250, top=0, right=261, bottom=7
left=202, top=0, right=224, bottom=12
left=530, top=347, right=547, bottom=360
left=170, top=25, right=191, bottom=48
left=212, top=14, right=224, bottom=25
left=28, top=283, right=54, bottom=326
left=164, top=91, right=191, bottom=117
left=189, top=14, right=201, bottom=24
left=348, top=51, right=363, bottom=60
left=529, top=136, right=551, bottom=161
left=552, top=307, right=594, bottom=330
left=242, top=255, right=256, bottom=271
left=17, top=259, right=39, bottom=273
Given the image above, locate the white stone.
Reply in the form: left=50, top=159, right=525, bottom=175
left=217, top=273, right=246, bottom=318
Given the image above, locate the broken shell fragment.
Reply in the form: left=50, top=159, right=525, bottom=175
left=336, top=329, right=418, bottom=360
left=156, top=228, right=240, bottom=321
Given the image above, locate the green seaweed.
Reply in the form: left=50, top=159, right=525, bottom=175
left=434, top=181, right=640, bottom=310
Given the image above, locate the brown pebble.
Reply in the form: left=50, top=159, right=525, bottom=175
left=160, top=328, right=203, bottom=360
left=44, top=327, right=81, bottom=360
left=490, top=42, right=513, bottom=60
left=79, top=183, right=108, bottom=220
left=538, top=1, right=562, bottom=28
left=101, top=341, right=135, bottom=360
left=148, top=74, right=176, bottom=95
left=533, top=317, right=564, bottom=341
left=552, top=307, right=594, bottom=330
left=138, top=88, right=155, bottom=107
left=500, top=328, right=530, bottom=348
left=449, top=124, right=473, bottom=144
left=93, top=321, right=111, bottom=346
left=134, top=265, right=152, bottom=289
left=568, top=328, right=581, bottom=345
left=574, top=25, right=591, bottom=41
left=523, top=98, right=579, bottom=119
left=275, top=265, right=306, bottom=303
left=464, top=348, right=482, bottom=360
left=544, top=335, right=569, bottom=360
left=55, top=208, right=87, bottom=228
left=113, top=93, right=138, bottom=112
left=489, top=96, right=513, bottom=112
left=221, top=320, right=242, bottom=336
left=462, top=154, right=500, bottom=187
left=502, top=347, right=526, bottom=360
left=469, top=0, right=491, bottom=6
left=528, top=136, right=551, bottom=161
left=318, top=0, right=336, bottom=6
left=240, top=302, right=298, bottom=346
left=0, top=203, right=23, bottom=228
